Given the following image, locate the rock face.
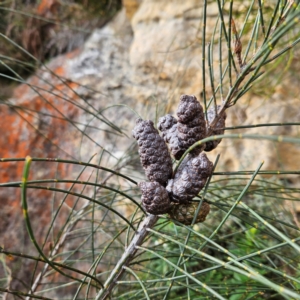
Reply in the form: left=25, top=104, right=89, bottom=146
left=0, top=0, right=121, bottom=72
left=1, top=1, right=299, bottom=186
left=1, top=0, right=300, bottom=295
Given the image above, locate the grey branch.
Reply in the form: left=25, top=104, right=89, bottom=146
left=95, top=214, right=158, bottom=300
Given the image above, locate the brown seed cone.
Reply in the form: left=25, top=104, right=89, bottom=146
left=139, top=181, right=171, bottom=215
left=132, top=118, right=173, bottom=186
left=176, top=95, right=206, bottom=158
left=166, top=152, right=213, bottom=203
left=158, top=95, right=207, bottom=160
left=157, top=115, right=183, bottom=160
left=157, top=114, right=177, bottom=133
left=204, top=105, right=227, bottom=152
left=177, top=95, right=204, bottom=124
left=168, top=201, right=210, bottom=225
left=177, top=123, right=205, bottom=148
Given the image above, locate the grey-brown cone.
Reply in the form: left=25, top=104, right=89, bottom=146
left=205, top=105, right=227, bottom=152
left=158, top=95, right=207, bottom=160
left=168, top=201, right=210, bottom=225
left=157, top=115, right=183, bottom=160
left=166, top=152, right=213, bottom=203
left=139, top=181, right=171, bottom=215
left=132, top=118, right=173, bottom=186
left=177, top=94, right=204, bottom=124
left=176, top=95, right=207, bottom=153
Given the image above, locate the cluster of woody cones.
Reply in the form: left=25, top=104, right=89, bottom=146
left=133, top=95, right=226, bottom=225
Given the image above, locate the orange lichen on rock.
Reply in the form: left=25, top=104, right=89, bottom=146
left=0, top=53, right=86, bottom=252
left=0, top=50, right=97, bottom=293
left=37, top=0, right=60, bottom=17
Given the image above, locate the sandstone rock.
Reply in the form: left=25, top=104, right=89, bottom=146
left=130, top=0, right=202, bottom=98
left=212, top=95, right=300, bottom=174
left=123, top=0, right=142, bottom=20
left=0, top=9, right=135, bottom=294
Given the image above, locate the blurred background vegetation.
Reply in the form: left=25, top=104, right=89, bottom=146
left=0, top=0, right=122, bottom=98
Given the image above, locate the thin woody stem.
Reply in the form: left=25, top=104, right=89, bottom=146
left=95, top=214, right=158, bottom=300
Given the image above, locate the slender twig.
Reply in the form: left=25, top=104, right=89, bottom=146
left=232, top=19, right=243, bottom=69
left=21, top=157, right=93, bottom=292
left=21, top=156, right=138, bottom=298
left=27, top=154, right=97, bottom=295
left=0, top=287, right=52, bottom=300
left=258, top=0, right=266, bottom=38
left=95, top=214, right=158, bottom=300
left=225, top=121, right=300, bottom=130
left=208, top=42, right=217, bottom=108
left=174, top=132, right=300, bottom=174
left=202, top=0, right=208, bottom=115
left=5, top=183, right=137, bottom=231
left=0, top=249, right=101, bottom=288
left=0, top=179, right=143, bottom=212
left=0, top=157, right=137, bottom=184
